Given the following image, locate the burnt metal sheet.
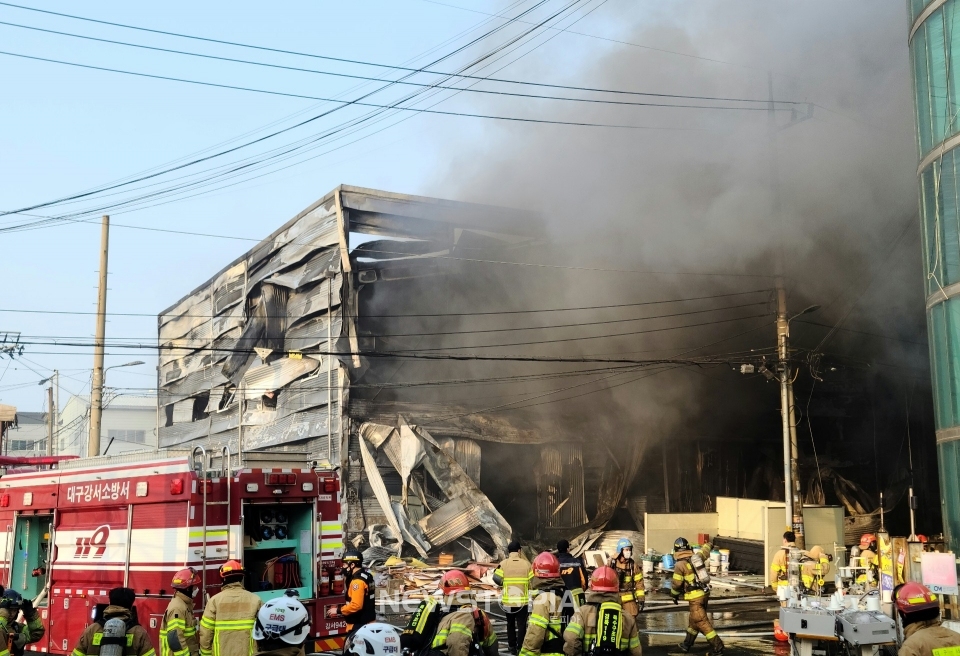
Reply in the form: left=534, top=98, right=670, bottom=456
left=417, top=496, right=481, bottom=545
left=266, top=248, right=340, bottom=290
left=537, top=443, right=587, bottom=530
left=416, top=424, right=512, bottom=557
left=241, top=356, right=320, bottom=399
left=240, top=407, right=337, bottom=451
left=286, top=278, right=342, bottom=321
left=222, top=284, right=288, bottom=384
left=247, top=212, right=339, bottom=288
left=171, top=398, right=195, bottom=424
left=159, top=368, right=229, bottom=405
left=285, top=314, right=342, bottom=352
left=353, top=239, right=452, bottom=259
left=391, top=501, right=430, bottom=556
left=438, top=437, right=481, bottom=487
left=357, top=432, right=403, bottom=552
left=160, top=292, right=211, bottom=328
left=213, top=261, right=246, bottom=315
left=161, top=316, right=211, bottom=349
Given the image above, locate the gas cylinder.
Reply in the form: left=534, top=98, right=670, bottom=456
left=332, top=567, right=345, bottom=594
left=99, top=618, right=128, bottom=656
left=320, top=567, right=331, bottom=596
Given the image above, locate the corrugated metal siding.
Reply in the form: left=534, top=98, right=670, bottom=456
left=438, top=437, right=481, bottom=486
left=538, top=443, right=588, bottom=530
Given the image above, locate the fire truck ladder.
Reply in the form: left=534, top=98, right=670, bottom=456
left=191, top=446, right=232, bottom=600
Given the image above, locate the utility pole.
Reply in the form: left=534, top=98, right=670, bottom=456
left=89, top=215, right=109, bottom=458
left=46, top=385, right=54, bottom=457
left=777, top=279, right=806, bottom=547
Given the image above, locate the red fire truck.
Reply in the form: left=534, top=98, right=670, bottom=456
left=0, top=448, right=350, bottom=655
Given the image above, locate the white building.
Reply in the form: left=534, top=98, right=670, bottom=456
left=5, top=412, right=48, bottom=455
left=56, top=394, right=157, bottom=457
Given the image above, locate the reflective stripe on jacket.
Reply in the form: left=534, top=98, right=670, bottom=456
left=672, top=545, right=711, bottom=602
left=519, top=590, right=565, bottom=656
left=561, top=592, right=642, bottom=656
left=431, top=609, right=497, bottom=656
left=495, top=553, right=534, bottom=607
left=71, top=607, right=156, bottom=656
left=899, top=619, right=960, bottom=656
left=612, top=557, right=644, bottom=603
left=198, top=583, right=262, bottom=656
left=161, top=592, right=198, bottom=656
left=771, top=544, right=794, bottom=586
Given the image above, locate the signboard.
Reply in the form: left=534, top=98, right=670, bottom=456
left=921, top=551, right=959, bottom=595
left=879, top=532, right=894, bottom=603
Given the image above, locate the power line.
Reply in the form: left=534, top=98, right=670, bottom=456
left=0, top=289, right=773, bottom=320
left=0, top=19, right=800, bottom=112
left=0, top=1, right=802, bottom=105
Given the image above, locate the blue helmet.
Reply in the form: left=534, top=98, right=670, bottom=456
left=616, top=538, right=633, bottom=555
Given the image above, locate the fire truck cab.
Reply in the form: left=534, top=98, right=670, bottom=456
left=0, top=448, right=349, bottom=655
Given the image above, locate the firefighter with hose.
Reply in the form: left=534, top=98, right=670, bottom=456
left=672, top=538, right=722, bottom=656
left=0, top=590, right=44, bottom=656
left=561, top=566, right=642, bottom=656
left=199, top=561, right=262, bottom=656
left=251, top=591, right=312, bottom=656
left=326, top=550, right=375, bottom=640
left=400, top=570, right=472, bottom=654
left=519, top=552, right=567, bottom=656
left=161, top=568, right=201, bottom=656
left=610, top=539, right=644, bottom=619
left=72, top=587, right=155, bottom=656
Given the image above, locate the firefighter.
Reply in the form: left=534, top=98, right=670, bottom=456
left=519, top=552, right=567, bottom=656
left=199, top=560, right=262, bottom=656
left=672, top=537, right=722, bottom=656
left=326, top=550, right=375, bottom=637
left=857, top=534, right=879, bottom=589
left=493, top=541, right=533, bottom=655
left=800, top=546, right=832, bottom=595
left=770, top=531, right=795, bottom=593
left=400, top=570, right=472, bottom=654
left=610, top=538, right=644, bottom=619
left=251, top=591, right=311, bottom=656
left=161, top=568, right=201, bottom=656
left=555, top=540, right=586, bottom=614
left=0, top=589, right=44, bottom=656
left=895, top=582, right=960, bottom=655
left=72, top=587, right=156, bottom=656
left=430, top=605, right=498, bottom=656
left=562, top=566, right=642, bottom=656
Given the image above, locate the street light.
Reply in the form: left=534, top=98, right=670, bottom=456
left=788, top=305, right=821, bottom=322
left=106, top=360, right=145, bottom=372
left=88, top=360, right=144, bottom=457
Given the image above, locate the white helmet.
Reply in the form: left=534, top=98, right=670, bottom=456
left=252, top=591, right=311, bottom=646
left=345, top=623, right=402, bottom=656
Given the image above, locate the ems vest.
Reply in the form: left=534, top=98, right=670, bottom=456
left=588, top=603, right=628, bottom=656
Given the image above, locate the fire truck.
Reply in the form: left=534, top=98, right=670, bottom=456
left=0, top=447, right=350, bottom=655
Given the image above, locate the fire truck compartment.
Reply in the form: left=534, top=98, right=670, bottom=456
left=11, top=514, right=52, bottom=602
left=243, top=501, right=313, bottom=601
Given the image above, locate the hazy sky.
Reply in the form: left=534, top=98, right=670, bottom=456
left=0, top=0, right=918, bottom=414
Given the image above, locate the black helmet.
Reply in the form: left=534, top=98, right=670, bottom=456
left=674, top=537, right=690, bottom=552
left=343, top=549, right=363, bottom=565
left=0, top=590, right=22, bottom=609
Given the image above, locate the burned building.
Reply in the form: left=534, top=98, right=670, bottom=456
left=158, top=186, right=649, bottom=557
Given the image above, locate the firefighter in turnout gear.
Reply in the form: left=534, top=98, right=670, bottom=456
left=251, top=591, right=312, bottom=656
left=562, top=566, right=642, bottom=656
left=0, top=589, right=44, bottom=656
left=327, top=550, right=375, bottom=634
left=857, top=534, right=879, bottom=589
left=672, top=538, right=722, bottom=656
left=519, top=553, right=567, bottom=656
left=894, top=582, right=960, bottom=656
left=430, top=607, right=498, bottom=656
left=799, top=546, right=832, bottom=595
left=161, top=568, right=201, bottom=656
left=770, top=531, right=796, bottom=593
left=199, top=561, right=262, bottom=656
left=556, top=540, right=586, bottom=616
left=72, top=587, right=156, bottom=656
left=494, top=541, right=534, bottom=655
left=611, top=539, right=644, bottom=619
left=401, top=570, right=472, bottom=654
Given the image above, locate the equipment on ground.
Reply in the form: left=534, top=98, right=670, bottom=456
left=779, top=603, right=897, bottom=656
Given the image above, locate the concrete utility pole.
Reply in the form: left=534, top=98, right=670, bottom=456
left=46, top=385, right=54, bottom=457
left=89, top=215, right=109, bottom=458
left=777, top=278, right=804, bottom=549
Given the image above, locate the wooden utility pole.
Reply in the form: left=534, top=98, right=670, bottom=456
left=88, top=215, right=109, bottom=458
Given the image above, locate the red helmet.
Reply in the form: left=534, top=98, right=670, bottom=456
left=895, top=582, right=939, bottom=616
left=589, top=566, right=619, bottom=592
left=219, top=559, right=245, bottom=578
left=774, top=623, right=789, bottom=642
left=860, top=534, right=877, bottom=550
left=440, top=570, right=470, bottom=593
left=172, top=567, right=201, bottom=591
left=533, top=552, right=560, bottom=578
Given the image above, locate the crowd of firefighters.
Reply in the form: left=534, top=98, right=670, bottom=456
left=0, top=531, right=955, bottom=656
